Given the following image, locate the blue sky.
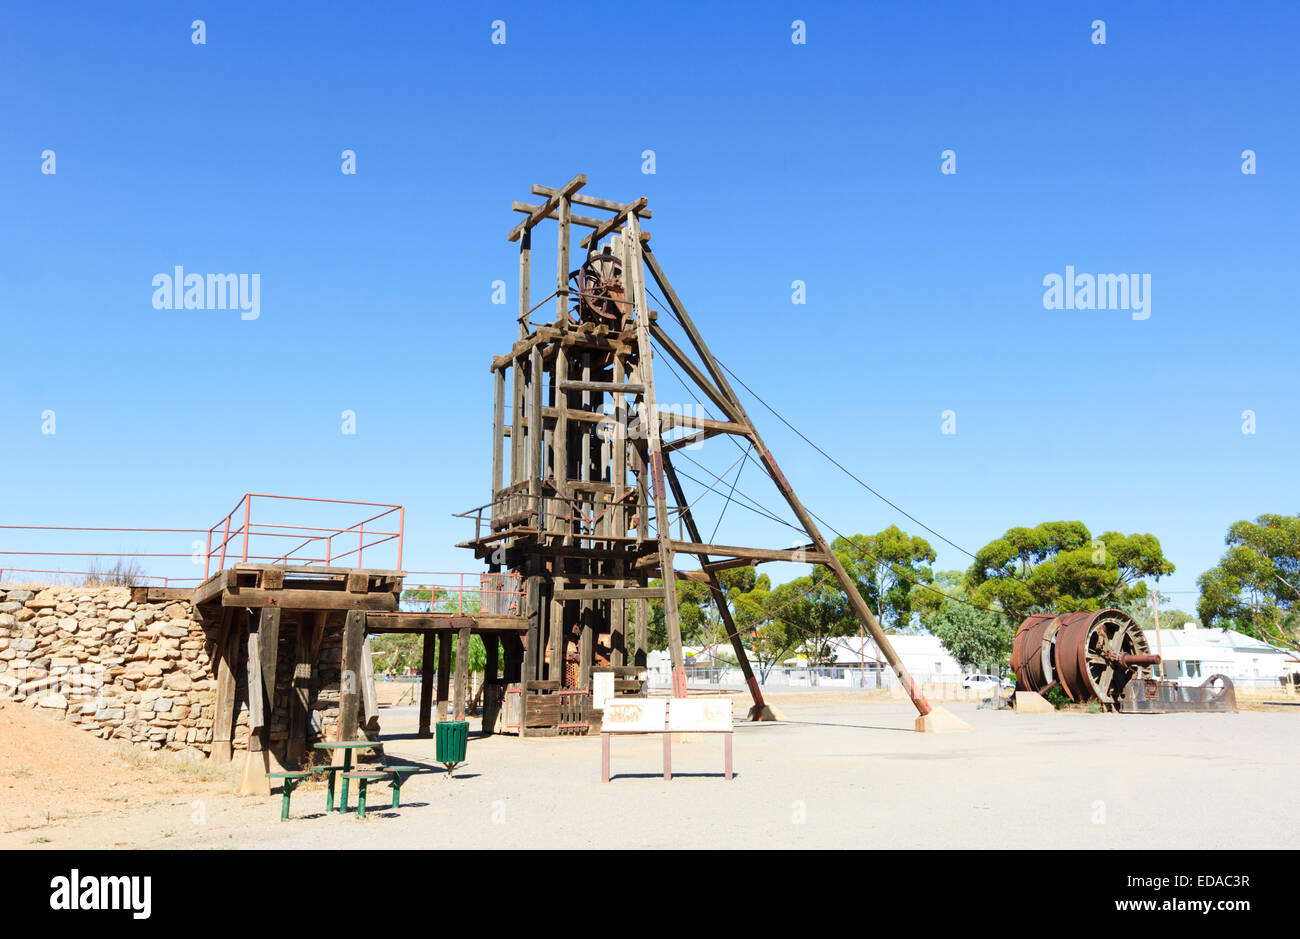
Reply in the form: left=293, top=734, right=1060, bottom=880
left=1, top=1, right=1297, bottom=605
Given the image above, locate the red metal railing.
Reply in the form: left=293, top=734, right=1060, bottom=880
left=203, top=493, right=405, bottom=578
left=0, top=493, right=405, bottom=585
left=0, top=567, right=200, bottom=587
left=399, top=571, right=524, bottom=616
left=0, top=523, right=209, bottom=587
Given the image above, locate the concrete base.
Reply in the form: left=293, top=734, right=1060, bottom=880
left=914, top=705, right=971, bottom=733
left=238, top=748, right=272, bottom=796
left=747, top=704, right=784, bottom=722
left=1014, top=690, right=1056, bottom=714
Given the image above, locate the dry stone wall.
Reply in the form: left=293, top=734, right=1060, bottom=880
left=0, top=584, right=348, bottom=760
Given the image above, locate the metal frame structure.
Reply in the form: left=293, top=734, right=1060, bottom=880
left=459, top=175, right=937, bottom=729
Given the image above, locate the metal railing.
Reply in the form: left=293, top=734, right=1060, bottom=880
left=0, top=523, right=210, bottom=587
left=456, top=489, right=644, bottom=544
left=0, top=493, right=406, bottom=586
left=203, top=493, right=404, bottom=578
left=399, top=571, right=524, bottom=616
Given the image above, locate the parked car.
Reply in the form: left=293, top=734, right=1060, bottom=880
left=962, top=673, right=1008, bottom=690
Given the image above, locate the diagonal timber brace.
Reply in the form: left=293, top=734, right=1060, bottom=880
left=641, top=242, right=966, bottom=730
left=661, top=450, right=775, bottom=720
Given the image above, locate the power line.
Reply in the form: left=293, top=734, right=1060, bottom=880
left=719, top=358, right=977, bottom=560
left=673, top=441, right=1008, bottom=618
left=645, top=284, right=977, bottom=560
left=643, top=298, right=1003, bottom=616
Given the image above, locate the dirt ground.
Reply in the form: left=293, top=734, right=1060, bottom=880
left=0, top=701, right=237, bottom=842
left=3, top=689, right=1298, bottom=851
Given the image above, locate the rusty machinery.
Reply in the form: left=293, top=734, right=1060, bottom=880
left=1011, top=608, right=1236, bottom=713
left=569, top=247, right=625, bottom=325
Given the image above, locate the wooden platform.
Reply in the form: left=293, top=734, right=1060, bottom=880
left=364, top=612, right=528, bottom=634
left=192, top=564, right=403, bottom=616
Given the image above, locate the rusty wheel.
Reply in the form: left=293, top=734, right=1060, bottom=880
left=570, top=249, right=625, bottom=324
left=1014, top=609, right=1157, bottom=706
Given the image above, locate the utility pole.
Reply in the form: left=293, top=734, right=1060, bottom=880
left=1152, top=590, right=1166, bottom=680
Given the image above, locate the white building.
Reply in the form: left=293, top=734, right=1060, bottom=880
left=831, top=634, right=964, bottom=684
left=1139, top=622, right=1298, bottom=689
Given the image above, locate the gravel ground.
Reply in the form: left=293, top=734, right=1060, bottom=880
left=5, top=692, right=1297, bottom=850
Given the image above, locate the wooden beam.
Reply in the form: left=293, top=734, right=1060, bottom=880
left=245, top=612, right=264, bottom=736
left=453, top=626, right=471, bottom=722
left=557, top=379, right=644, bottom=395
left=436, top=630, right=451, bottom=723
left=531, top=185, right=653, bottom=219
left=257, top=607, right=281, bottom=742
left=581, top=197, right=649, bottom=250
left=286, top=614, right=313, bottom=764
left=238, top=608, right=272, bottom=796
left=641, top=244, right=746, bottom=413
left=339, top=610, right=364, bottom=742
left=625, top=215, right=687, bottom=694
left=418, top=631, right=435, bottom=738
left=512, top=201, right=604, bottom=230
left=508, top=173, right=586, bottom=243
left=492, top=367, right=505, bottom=526
left=209, top=608, right=238, bottom=763
left=649, top=322, right=743, bottom=423
left=659, top=411, right=749, bottom=435
left=579, top=605, right=593, bottom=691
left=554, top=586, right=666, bottom=601
left=634, top=598, right=648, bottom=668
left=191, top=570, right=229, bottom=608
left=660, top=453, right=769, bottom=716
left=364, top=613, right=528, bottom=633
left=670, top=541, right=826, bottom=563
left=219, top=588, right=398, bottom=611
left=555, top=189, right=572, bottom=325
left=644, top=245, right=933, bottom=719
left=360, top=635, right=379, bottom=732
left=667, top=426, right=741, bottom=453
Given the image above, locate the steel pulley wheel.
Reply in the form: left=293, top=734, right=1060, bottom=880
left=569, top=249, right=625, bottom=324
left=1012, top=608, right=1157, bottom=706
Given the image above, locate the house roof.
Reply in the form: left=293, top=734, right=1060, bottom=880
left=830, top=633, right=958, bottom=665
left=1140, top=624, right=1291, bottom=656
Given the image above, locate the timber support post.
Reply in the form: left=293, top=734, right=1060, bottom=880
left=456, top=176, right=965, bottom=733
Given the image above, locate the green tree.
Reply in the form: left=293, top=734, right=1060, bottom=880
left=927, top=599, right=1012, bottom=673
left=765, top=569, right=856, bottom=665
left=835, top=526, right=936, bottom=631
left=370, top=634, right=489, bottom=675
left=730, top=573, right=802, bottom=679
left=643, top=566, right=759, bottom=656
left=376, top=585, right=492, bottom=674
left=966, top=521, right=1174, bottom=622
left=914, top=570, right=1012, bottom=674
left=1197, top=512, right=1300, bottom=652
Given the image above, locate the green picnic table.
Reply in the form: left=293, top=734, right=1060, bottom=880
left=313, top=740, right=379, bottom=814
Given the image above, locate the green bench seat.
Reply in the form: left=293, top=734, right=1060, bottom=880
left=384, top=765, right=420, bottom=809
left=266, top=771, right=313, bottom=820
left=306, top=764, right=348, bottom=813
left=342, top=771, right=388, bottom=819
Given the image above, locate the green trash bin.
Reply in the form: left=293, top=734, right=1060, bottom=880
left=435, top=720, right=469, bottom=776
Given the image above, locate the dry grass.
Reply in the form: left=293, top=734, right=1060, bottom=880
left=81, top=560, right=146, bottom=587
left=110, top=743, right=227, bottom=782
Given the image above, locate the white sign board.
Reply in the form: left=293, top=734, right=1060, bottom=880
left=592, top=672, right=615, bottom=712
left=602, top=698, right=667, bottom=733
left=667, top=698, right=733, bottom=732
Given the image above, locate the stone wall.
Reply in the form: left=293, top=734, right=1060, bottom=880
left=0, top=584, right=348, bottom=760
